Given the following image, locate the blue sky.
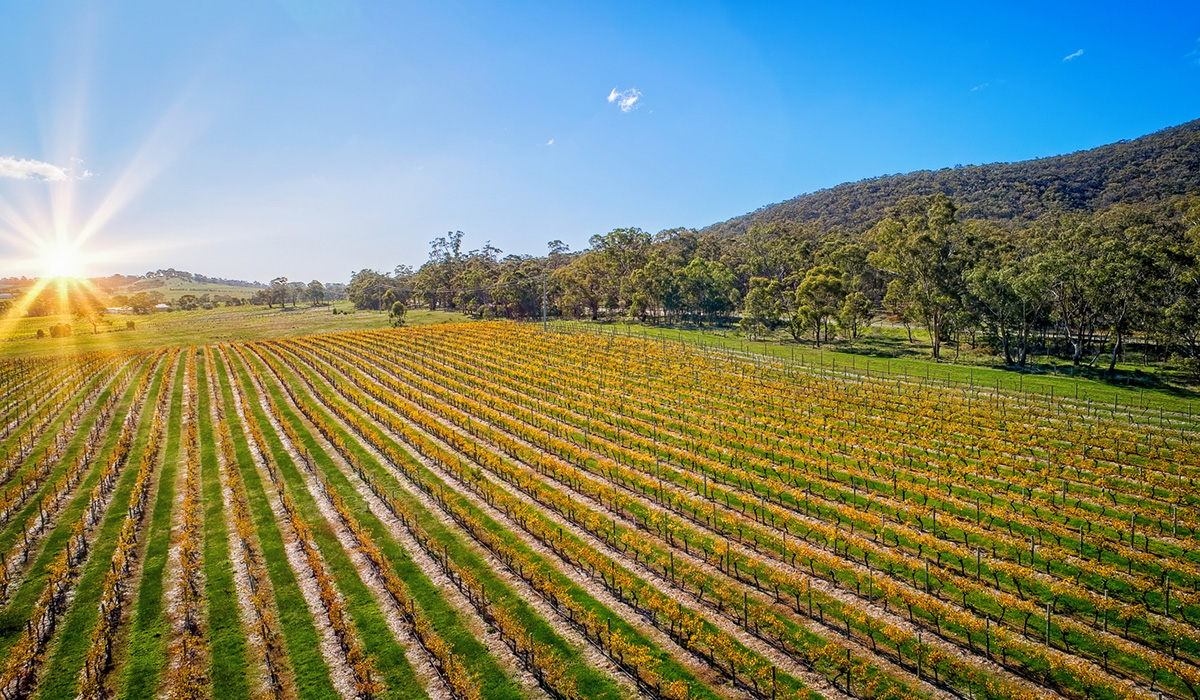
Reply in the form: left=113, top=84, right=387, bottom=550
left=1, top=0, right=1199, bottom=282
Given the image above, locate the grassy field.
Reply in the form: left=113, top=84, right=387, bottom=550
left=0, top=303, right=466, bottom=359
left=1, top=321, right=1196, bottom=700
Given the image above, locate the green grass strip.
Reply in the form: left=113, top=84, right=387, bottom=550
left=196, top=350, right=252, bottom=700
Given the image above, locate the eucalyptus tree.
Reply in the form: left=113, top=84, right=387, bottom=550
left=348, top=269, right=392, bottom=310
left=493, top=256, right=544, bottom=319
left=306, top=280, right=326, bottom=306
left=870, top=194, right=969, bottom=359
left=552, top=254, right=607, bottom=320
left=965, top=263, right=1048, bottom=366
left=837, top=291, right=872, bottom=340
left=794, top=264, right=845, bottom=345
left=587, top=227, right=652, bottom=313
left=1162, top=197, right=1200, bottom=368
left=678, top=258, right=736, bottom=324
left=629, top=252, right=679, bottom=322
left=1089, top=205, right=1172, bottom=371
left=882, top=279, right=916, bottom=342
left=742, top=277, right=783, bottom=332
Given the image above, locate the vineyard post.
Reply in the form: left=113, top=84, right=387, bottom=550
left=916, top=631, right=922, bottom=679
left=1045, top=602, right=1051, bottom=644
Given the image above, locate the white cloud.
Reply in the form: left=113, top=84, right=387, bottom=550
left=606, top=87, right=641, bottom=112
left=970, top=83, right=988, bottom=92
left=544, top=138, right=554, bottom=146
left=1188, top=38, right=1200, bottom=65
left=0, top=156, right=77, bottom=181
left=1063, top=49, right=1084, bottom=61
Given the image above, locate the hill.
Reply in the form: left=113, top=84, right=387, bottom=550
left=702, top=117, right=1200, bottom=237
left=0, top=270, right=268, bottom=303
left=106, top=275, right=263, bottom=301
left=90, top=269, right=266, bottom=300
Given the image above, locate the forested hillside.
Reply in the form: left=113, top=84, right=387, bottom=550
left=703, top=118, right=1200, bottom=238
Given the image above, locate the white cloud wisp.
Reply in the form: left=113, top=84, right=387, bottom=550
left=0, top=156, right=89, bottom=181
left=607, top=87, right=641, bottom=112
left=1063, top=49, right=1084, bottom=61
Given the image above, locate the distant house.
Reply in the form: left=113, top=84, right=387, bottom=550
left=0, top=293, right=15, bottom=301
left=155, top=303, right=172, bottom=311
left=105, top=307, right=132, bottom=314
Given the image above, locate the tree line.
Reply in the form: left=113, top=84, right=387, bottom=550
left=249, top=278, right=347, bottom=308
left=351, top=194, right=1200, bottom=375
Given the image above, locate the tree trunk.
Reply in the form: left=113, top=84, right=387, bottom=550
left=929, top=312, right=942, bottom=360
left=1069, top=330, right=1084, bottom=366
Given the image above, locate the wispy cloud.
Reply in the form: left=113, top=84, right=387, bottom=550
left=1187, top=38, right=1200, bottom=66
left=0, top=156, right=90, bottom=181
left=1063, top=49, right=1084, bottom=61
left=607, top=87, right=641, bottom=113
left=970, top=83, right=988, bottom=93
left=544, top=138, right=554, bottom=146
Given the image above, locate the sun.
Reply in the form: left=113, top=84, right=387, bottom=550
left=39, top=241, right=86, bottom=279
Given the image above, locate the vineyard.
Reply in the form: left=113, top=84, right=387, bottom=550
left=0, top=321, right=1196, bottom=700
